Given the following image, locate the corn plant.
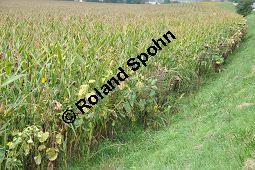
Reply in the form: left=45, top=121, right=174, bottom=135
left=0, top=1, right=247, bottom=169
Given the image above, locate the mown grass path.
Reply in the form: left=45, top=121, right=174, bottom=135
left=72, top=10, right=255, bottom=170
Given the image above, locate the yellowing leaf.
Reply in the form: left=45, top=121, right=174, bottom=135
left=23, top=143, right=30, bottom=156
left=38, top=145, right=46, bottom=151
left=56, top=133, right=62, bottom=145
left=119, top=82, right=125, bottom=90
left=78, top=85, right=89, bottom=99
left=86, top=92, right=96, bottom=99
left=27, top=138, right=33, bottom=144
left=88, top=80, right=96, bottom=84
left=34, top=154, right=41, bottom=165
left=38, top=131, right=49, bottom=143
left=0, top=104, right=4, bottom=114
left=46, top=148, right=58, bottom=161
left=7, top=142, right=13, bottom=149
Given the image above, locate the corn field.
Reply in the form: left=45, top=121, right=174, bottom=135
left=0, top=0, right=247, bottom=169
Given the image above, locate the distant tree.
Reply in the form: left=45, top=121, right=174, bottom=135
left=126, top=0, right=143, bottom=4
left=236, top=0, right=254, bottom=16
left=86, top=0, right=100, bottom=2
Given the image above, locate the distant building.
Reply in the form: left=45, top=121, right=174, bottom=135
left=145, top=0, right=163, bottom=4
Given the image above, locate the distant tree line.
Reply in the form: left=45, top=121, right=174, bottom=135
left=236, top=0, right=254, bottom=16
left=85, top=0, right=172, bottom=4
